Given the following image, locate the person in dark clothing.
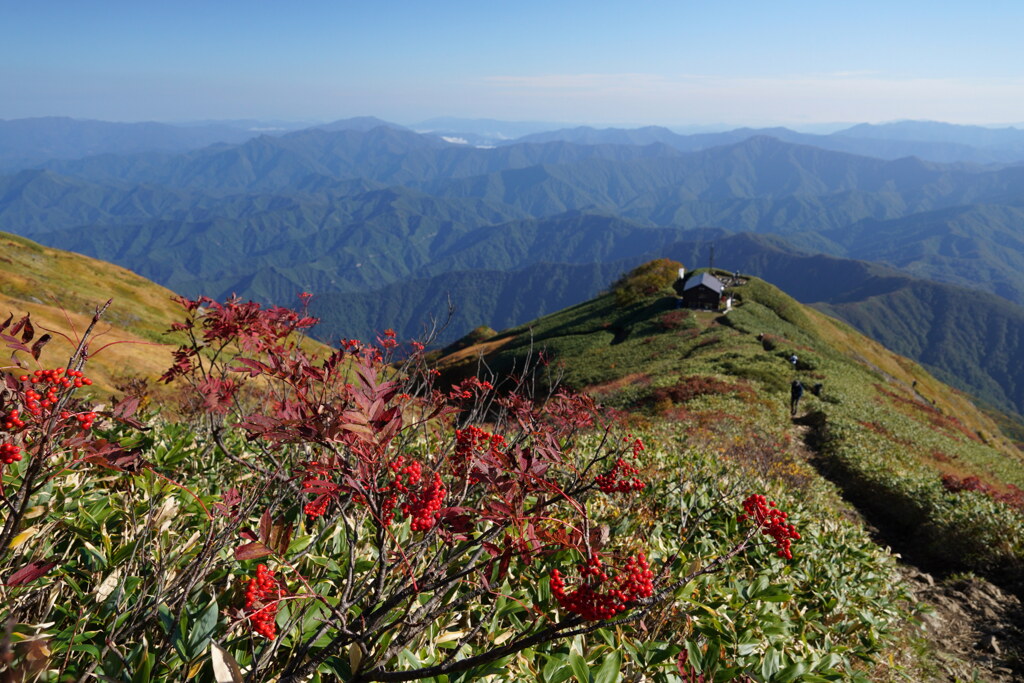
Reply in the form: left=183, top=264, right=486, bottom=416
left=790, top=380, right=804, bottom=416
left=811, top=383, right=823, bottom=397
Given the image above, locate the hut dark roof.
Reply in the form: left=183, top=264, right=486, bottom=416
left=681, top=272, right=725, bottom=294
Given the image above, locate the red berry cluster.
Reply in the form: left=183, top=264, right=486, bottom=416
left=379, top=491, right=398, bottom=526
left=377, top=328, right=399, bottom=350
left=2, top=410, right=25, bottom=431
left=385, top=456, right=425, bottom=525
left=17, top=369, right=92, bottom=417
left=60, top=410, right=96, bottom=431
left=595, top=437, right=645, bottom=493
left=401, top=472, right=445, bottom=531
left=1, top=409, right=25, bottom=464
left=550, top=553, right=654, bottom=621
left=390, top=455, right=422, bottom=492
left=595, top=458, right=645, bottom=493
left=448, top=377, right=494, bottom=402
left=297, top=461, right=335, bottom=519
left=243, top=564, right=286, bottom=639
left=303, top=496, right=329, bottom=519
left=1, top=442, right=21, bottom=465
left=738, top=494, right=801, bottom=560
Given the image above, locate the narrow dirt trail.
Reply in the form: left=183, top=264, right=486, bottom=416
left=789, top=417, right=1024, bottom=681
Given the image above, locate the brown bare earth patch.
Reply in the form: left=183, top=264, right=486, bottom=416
left=901, top=567, right=1024, bottom=681
left=585, top=372, right=652, bottom=397
left=433, top=334, right=516, bottom=369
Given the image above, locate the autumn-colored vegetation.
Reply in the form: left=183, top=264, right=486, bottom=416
left=5, top=259, right=1024, bottom=680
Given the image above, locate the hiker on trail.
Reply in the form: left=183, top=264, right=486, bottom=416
left=790, top=380, right=804, bottom=416
left=789, top=354, right=798, bottom=369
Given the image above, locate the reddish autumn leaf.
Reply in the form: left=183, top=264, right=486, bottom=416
left=234, top=542, right=273, bottom=561
left=9, top=314, right=29, bottom=338
left=302, top=479, right=339, bottom=495
left=112, top=395, right=141, bottom=420
left=7, top=561, right=57, bottom=586
left=212, top=488, right=242, bottom=519
left=1, top=334, right=29, bottom=353
left=230, top=357, right=271, bottom=377
left=267, top=520, right=294, bottom=555
left=437, top=507, right=476, bottom=533
left=83, top=442, right=148, bottom=472
left=20, top=316, right=34, bottom=343
left=259, top=509, right=272, bottom=544
left=29, top=333, right=51, bottom=360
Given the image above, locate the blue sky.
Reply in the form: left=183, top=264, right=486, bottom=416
left=3, top=0, right=1023, bottom=127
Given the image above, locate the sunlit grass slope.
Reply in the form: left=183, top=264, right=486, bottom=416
left=0, top=231, right=181, bottom=392
left=438, top=269, right=1024, bottom=583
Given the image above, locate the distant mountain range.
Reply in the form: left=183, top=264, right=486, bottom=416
left=5, top=116, right=1024, bottom=170
left=4, top=119, right=1024, bottom=416
left=0, top=116, right=406, bottom=170
left=505, top=121, right=1024, bottom=164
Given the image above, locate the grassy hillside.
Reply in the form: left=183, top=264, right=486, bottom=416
left=437, top=269, right=1024, bottom=586
left=0, top=231, right=181, bottom=393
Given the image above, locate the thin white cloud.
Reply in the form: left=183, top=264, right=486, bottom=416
left=475, top=72, right=1024, bottom=125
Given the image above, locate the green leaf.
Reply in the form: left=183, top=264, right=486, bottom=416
left=156, top=604, right=174, bottom=635
left=758, top=585, right=793, bottom=602
left=189, top=600, right=219, bottom=654
left=683, top=640, right=703, bottom=675
left=542, top=656, right=576, bottom=683
left=593, top=650, right=621, bottom=683
left=70, top=643, right=101, bottom=658
left=642, top=642, right=679, bottom=668
left=760, top=647, right=780, bottom=680
left=170, top=611, right=189, bottom=661
left=131, top=644, right=153, bottom=683
left=749, top=574, right=769, bottom=599
left=568, top=652, right=590, bottom=683
left=776, top=662, right=809, bottom=683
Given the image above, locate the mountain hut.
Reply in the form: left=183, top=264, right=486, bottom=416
left=676, top=272, right=726, bottom=310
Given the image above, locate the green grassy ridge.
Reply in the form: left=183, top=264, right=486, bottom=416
left=0, top=231, right=332, bottom=399
left=437, top=272, right=1024, bottom=586
left=653, top=233, right=1024, bottom=418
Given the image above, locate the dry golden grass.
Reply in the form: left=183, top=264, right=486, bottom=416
left=433, top=334, right=516, bottom=370
left=0, top=232, right=182, bottom=394
left=0, top=232, right=331, bottom=397
left=806, top=306, right=1021, bottom=460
